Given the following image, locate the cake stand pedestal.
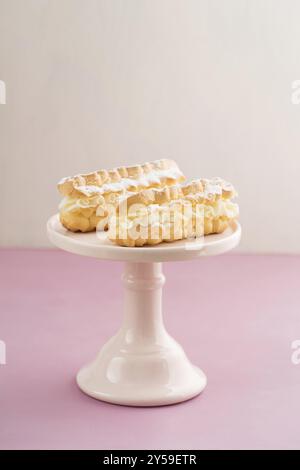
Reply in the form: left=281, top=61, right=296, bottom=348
left=47, top=215, right=241, bottom=406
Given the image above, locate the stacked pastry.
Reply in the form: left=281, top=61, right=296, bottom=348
left=57, top=160, right=238, bottom=246
left=57, top=159, right=185, bottom=232
left=108, top=178, right=239, bottom=246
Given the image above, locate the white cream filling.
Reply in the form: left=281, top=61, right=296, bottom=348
left=59, top=195, right=103, bottom=213
left=203, top=200, right=239, bottom=219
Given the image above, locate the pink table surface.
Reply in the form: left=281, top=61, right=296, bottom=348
left=0, top=249, right=300, bottom=450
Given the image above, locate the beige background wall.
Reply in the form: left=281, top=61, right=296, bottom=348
left=0, top=0, right=300, bottom=252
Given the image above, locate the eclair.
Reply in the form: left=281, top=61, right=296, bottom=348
left=57, top=159, right=185, bottom=232
left=108, top=178, right=239, bottom=246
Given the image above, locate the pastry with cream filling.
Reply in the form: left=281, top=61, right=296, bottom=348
left=108, top=177, right=239, bottom=246
left=57, top=159, right=185, bottom=232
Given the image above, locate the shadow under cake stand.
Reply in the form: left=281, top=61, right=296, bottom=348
left=47, top=214, right=241, bottom=407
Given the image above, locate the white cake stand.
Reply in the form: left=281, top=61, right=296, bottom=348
left=47, top=214, right=241, bottom=407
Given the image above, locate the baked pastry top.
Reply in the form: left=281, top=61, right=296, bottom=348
left=58, top=159, right=185, bottom=198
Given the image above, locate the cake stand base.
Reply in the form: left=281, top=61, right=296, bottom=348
left=47, top=215, right=241, bottom=407
left=76, top=262, right=206, bottom=406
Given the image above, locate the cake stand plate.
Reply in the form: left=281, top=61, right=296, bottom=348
left=47, top=214, right=241, bottom=406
